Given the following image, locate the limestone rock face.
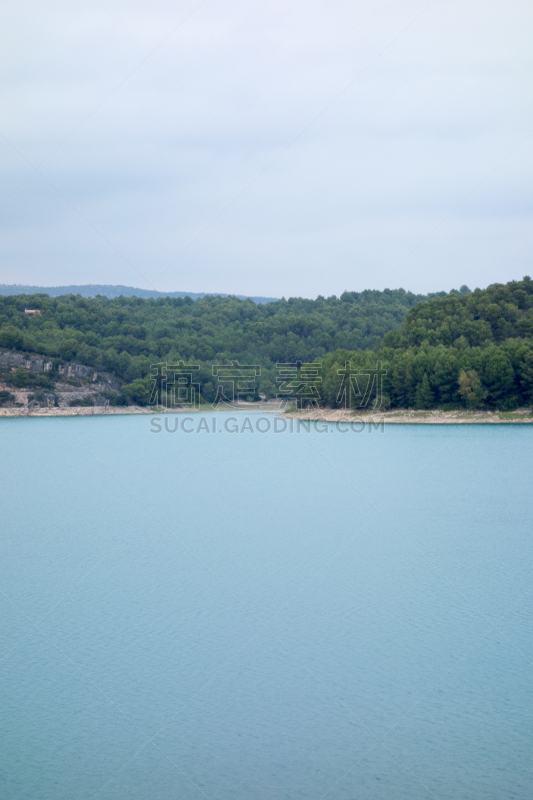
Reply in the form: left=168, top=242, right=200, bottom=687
left=28, top=392, right=58, bottom=408
left=57, top=362, right=95, bottom=380
left=0, top=349, right=119, bottom=386
left=0, top=350, right=53, bottom=373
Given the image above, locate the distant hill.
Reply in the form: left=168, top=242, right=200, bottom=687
left=0, top=284, right=278, bottom=305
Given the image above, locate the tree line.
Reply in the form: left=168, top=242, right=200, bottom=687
left=0, top=287, right=437, bottom=404
left=1, top=279, right=531, bottom=410
left=314, top=277, right=533, bottom=411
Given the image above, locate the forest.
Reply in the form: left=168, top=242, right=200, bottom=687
left=315, top=277, right=533, bottom=411
left=0, top=286, right=436, bottom=404
left=1, top=279, right=531, bottom=410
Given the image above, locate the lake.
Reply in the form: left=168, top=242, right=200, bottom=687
left=1, top=412, right=532, bottom=799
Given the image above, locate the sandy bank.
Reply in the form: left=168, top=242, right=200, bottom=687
left=281, top=408, right=533, bottom=424
left=0, top=402, right=281, bottom=418
left=0, top=405, right=156, bottom=417
left=2, top=405, right=533, bottom=423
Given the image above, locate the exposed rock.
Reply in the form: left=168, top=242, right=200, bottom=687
left=57, top=362, right=95, bottom=380
left=0, top=350, right=52, bottom=373
left=28, top=392, right=58, bottom=408
left=0, top=349, right=119, bottom=388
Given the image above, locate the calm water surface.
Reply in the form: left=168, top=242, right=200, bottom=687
left=1, top=413, right=532, bottom=799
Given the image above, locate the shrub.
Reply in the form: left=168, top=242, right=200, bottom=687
left=0, top=389, right=15, bottom=405
left=68, top=395, right=95, bottom=407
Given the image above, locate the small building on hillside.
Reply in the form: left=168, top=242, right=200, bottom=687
left=24, top=309, right=42, bottom=315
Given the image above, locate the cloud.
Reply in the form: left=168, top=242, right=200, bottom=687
left=1, top=0, right=532, bottom=297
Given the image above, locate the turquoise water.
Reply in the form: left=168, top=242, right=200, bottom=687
left=1, top=413, right=532, bottom=799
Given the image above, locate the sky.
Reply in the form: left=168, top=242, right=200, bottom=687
left=1, top=0, right=532, bottom=299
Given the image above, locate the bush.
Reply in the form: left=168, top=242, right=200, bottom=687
left=10, top=366, right=29, bottom=387
left=101, top=390, right=125, bottom=406
left=0, top=389, right=15, bottom=405
left=68, top=395, right=95, bottom=407
left=120, top=377, right=151, bottom=405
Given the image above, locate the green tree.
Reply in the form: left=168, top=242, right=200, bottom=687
left=0, top=389, right=15, bottom=405
left=457, top=369, right=487, bottom=408
left=0, top=326, right=24, bottom=349
left=10, top=366, right=29, bottom=387
left=432, top=352, right=459, bottom=404
left=481, top=349, right=515, bottom=405
left=415, top=373, right=434, bottom=409
left=120, top=377, right=151, bottom=405
left=58, top=338, right=78, bottom=360
left=519, top=351, right=533, bottom=401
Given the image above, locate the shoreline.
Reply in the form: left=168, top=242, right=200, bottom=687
left=1, top=404, right=533, bottom=422
left=0, top=405, right=157, bottom=417
left=281, top=408, right=533, bottom=424
left=0, top=403, right=282, bottom=418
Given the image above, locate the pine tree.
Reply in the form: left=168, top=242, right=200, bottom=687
left=458, top=369, right=487, bottom=408
left=415, top=373, right=434, bottom=409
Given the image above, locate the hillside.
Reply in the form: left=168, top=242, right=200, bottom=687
left=0, top=283, right=277, bottom=304
left=6, top=280, right=528, bottom=411
left=315, top=277, right=533, bottom=412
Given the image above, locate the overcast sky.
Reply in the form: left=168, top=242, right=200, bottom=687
left=1, top=0, right=532, bottom=298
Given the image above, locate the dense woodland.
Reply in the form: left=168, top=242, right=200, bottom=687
left=1, top=279, right=532, bottom=410
left=0, top=287, right=435, bottom=404
left=316, top=277, right=533, bottom=411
